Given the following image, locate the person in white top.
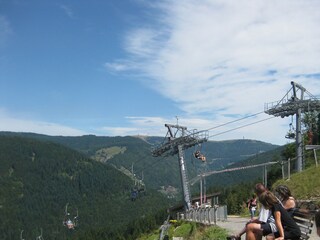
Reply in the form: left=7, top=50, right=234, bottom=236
left=228, top=183, right=277, bottom=240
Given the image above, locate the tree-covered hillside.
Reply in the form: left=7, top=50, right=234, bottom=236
left=0, top=135, right=170, bottom=240
left=0, top=132, right=279, bottom=192
left=0, top=132, right=281, bottom=207
left=201, top=144, right=285, bottom=190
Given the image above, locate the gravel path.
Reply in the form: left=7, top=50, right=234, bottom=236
left=216, top=215, right=319, bottom=240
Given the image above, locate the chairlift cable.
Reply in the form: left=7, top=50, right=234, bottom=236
left=146, top=113, right=277, bottom=192
left=203, top=111, right=265, bottom=132
left=305, top=90, right=317, bottom=99
left=208, top=116, right=276, bottom=139
left=146, top=115, right=276, bottom=181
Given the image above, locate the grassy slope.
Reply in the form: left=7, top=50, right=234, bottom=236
left=272, top=165, right=320, bottom=203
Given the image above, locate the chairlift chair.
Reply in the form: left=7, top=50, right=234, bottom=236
left=36, top=229, right=44, bottom=240
left=63, top=203, right=78, bottom=230
left=20, top=230, right=25, bottom=240
left=193, top=150, right=206, bottom=162
left=285, top=123, right=296, bottom=139
left=130, top=188, right=138, bottom=201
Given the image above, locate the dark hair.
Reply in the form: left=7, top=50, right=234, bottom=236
left=259, top=191, right=278, bottom=209
left=255, top=183, right=267, bottom=196
left=274, top=185, right=292, bottom=201
left=316, top=211, right=320, bottom=228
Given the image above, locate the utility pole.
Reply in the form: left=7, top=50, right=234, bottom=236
left=152, top=124, right=208, bottom=211
left=262, top=165, right=267, bottom=187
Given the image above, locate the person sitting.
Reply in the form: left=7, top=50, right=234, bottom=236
left=228, top=183, right=278, bottom=240
left=274, top=185, right=296, bottom=215
left=259, top=191, right=301, bottom=240
left=263, top=185, right=296, bottom=240
left=194, top=150, right=206, bottom=161
left=66, top=219, right=74, bottom=229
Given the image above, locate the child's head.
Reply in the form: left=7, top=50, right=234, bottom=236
left=258, top=191, right=278, bottom=209
left=254, top=183, right=267, bottom=196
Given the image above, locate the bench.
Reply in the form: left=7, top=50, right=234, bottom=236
left=291, top=209, right=314, bottom=240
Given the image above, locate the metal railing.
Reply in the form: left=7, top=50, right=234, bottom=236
left=178, top=205, right=228, bottom=225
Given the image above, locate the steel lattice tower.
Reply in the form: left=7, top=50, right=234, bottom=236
left=152, top=124, right=208, bottom=210
left=265, top=81, right=320, bottom=172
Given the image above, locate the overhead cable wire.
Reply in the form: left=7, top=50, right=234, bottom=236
left=199, top=111, right=265, bottom=133
left=140, top=116, right=280, bottom=190
left=208, top=115, right=276, bottom=139
left=144, top=111, right=275, bottom=172
left=145, top=112, right=277, bottom=180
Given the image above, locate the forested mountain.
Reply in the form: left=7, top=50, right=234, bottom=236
left=0, top=132, right=279, bottom=195
left=0, top=135, right=170, bottom=240
left=0, top=131, right=283, bottom=239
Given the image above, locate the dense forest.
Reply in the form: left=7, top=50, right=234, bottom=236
left=0, top=135, right=171, bottom=239
left=0, top=132, right=279, bottom=192
left=1, top=131, right=311, bottom=239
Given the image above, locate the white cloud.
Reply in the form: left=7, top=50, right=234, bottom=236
left=3, top=1, right=319, bottom=146
left=0, top=109, right=87, bottom=136
left=0, top=15, right=12, bottom=47
left=98, top=115, right=293, bottom=145
left=105, top=0, right=320, bottom=144
left=60, top=5, right=74, bottom=19
left=0, top=107, right=294, bottom=145
left=104, top=60, right=140, bottom=72
left=100, top=126, right=140, bottom=136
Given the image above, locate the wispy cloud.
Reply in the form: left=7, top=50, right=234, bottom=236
left=99, top=115, right=294, bottom=145
left=100, top=126, right=140, bottom=136
left=107, top=0, right=320, bottom=110
left=60, top=5, right=74, bottom=19
left=104, top=60, right=139, bottom=72
left=0, top=15, right=12, bottom=47
left=0, top=109, right=87, bottom=136
left=104, top=0, right=320, bottom=144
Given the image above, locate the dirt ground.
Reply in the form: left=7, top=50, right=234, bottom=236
left=216, top=215, right=319, bottom=240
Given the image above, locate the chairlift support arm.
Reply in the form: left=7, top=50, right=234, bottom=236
left=152, top=123, right=208, bottom=211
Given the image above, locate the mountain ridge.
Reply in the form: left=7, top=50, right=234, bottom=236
left=0, top=131, right=280, bottom=191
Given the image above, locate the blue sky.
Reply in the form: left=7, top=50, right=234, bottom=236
left=1, top=0, right=320, bottom=145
